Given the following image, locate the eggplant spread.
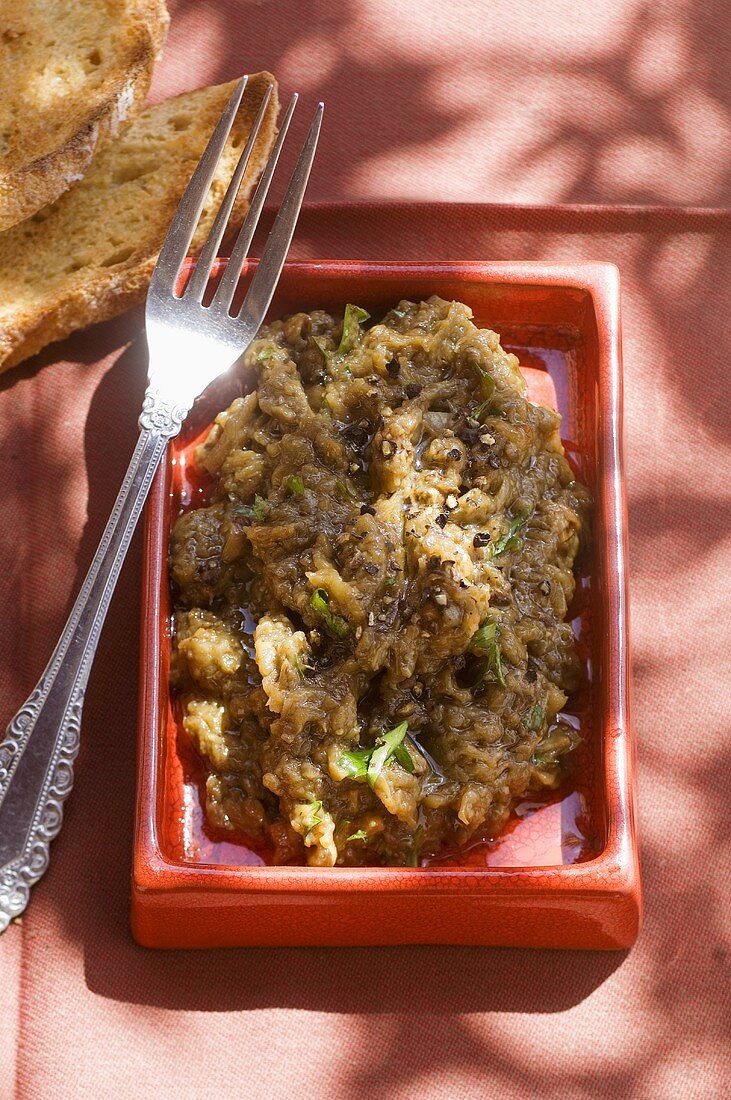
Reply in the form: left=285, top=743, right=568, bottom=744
left=170, top=297, right=591, bottom=866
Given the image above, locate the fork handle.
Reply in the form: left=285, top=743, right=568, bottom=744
left=0, top=419, right=176, bottom=931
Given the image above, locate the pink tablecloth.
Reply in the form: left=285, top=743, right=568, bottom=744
left=1, top=2, right=730, bottom=1097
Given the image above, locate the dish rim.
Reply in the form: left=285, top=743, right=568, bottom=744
left=132, top=258, right=640, bottom=945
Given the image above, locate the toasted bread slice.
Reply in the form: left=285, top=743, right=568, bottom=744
left=0, top=0, right=170, bottom=230
left=0, top=75, right=279, bottom=372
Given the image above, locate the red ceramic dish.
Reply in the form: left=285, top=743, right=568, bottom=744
left=132, top=259, right=641, bottom=949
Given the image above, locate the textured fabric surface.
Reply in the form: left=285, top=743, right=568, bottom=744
left=1, top=2, right=730, bottom=1098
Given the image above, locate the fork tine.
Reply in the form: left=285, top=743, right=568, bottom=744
left=149, top=76, right=248, bottom=295
left=184, top=82, right=275, bottom=303
left=236, top=102, right=324, bottom=325
left=210, top=93, right=298, bottom=314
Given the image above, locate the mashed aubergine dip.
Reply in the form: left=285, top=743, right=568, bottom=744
left=169, top=297, right=591, bottom=867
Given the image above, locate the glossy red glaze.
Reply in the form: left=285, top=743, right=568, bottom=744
left=132, top=259, right=641, bottom=949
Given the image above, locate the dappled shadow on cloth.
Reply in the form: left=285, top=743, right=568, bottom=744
left=154, top=0, right=731, bottom=208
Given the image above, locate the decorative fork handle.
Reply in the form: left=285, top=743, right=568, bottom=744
left=0, top=395, right=184, bottom=932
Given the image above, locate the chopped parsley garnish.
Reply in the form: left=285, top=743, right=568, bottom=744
left=393, top=740, right=415, bottom=772
left=472, top=362, right=497, bottom=391
left=474, top=393, right=497, bottom=422
left=291, top=652, right=307, bottom=677
left=256, top=345, right=273, bottom=361
left=302, top=800, right=323, bottom=834
left=490, top=509, right=532, bottom=557
left=336, top=304, right=370, bottom=355
left=346, top=829, right=369, bottom=843
left=474, top=370, right=496, bottom=393
left=238, top=494, right=268, bottom=521
left=313, top=306, right=370, bottom=369
left=311, top=588, right=350, bottom=639
left=339, top=721, right=411, bottom=788
left=311, top=336, right=329, bottom=363
left=367, top=721, right=409, bottom=787
left=470, top=621, right=506, bottom=687
left=334, top=479, right=353, bottom=500
left=339, top=747, right=371, bottom=778
left=288, top=474, right=305, bottom=496
left=525, top=704, right=545, bottom=730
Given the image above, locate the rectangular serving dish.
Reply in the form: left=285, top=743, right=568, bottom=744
left=132, top=259, right=641, bottom=949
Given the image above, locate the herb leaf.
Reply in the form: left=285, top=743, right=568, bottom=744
left=472, top=362, right=497, bottom=399
left=291, top=652, right=307, bottom=677
left=288, top=474, right=305, bottom=496
left=338, top=722, right=411, bottom=787
left=367, top=721, right=409, bottom=788
left=470, top=621, right=506, bottom=687
left=238, top=494, right=268, bottom=521
left=334, top=479, right=355, bottom=500
left=256, top=345, right=273, bottom=362
left=525, top=704, right=545, bottom=730
left=311, top=336, right=329, bottom=363
left=302, top=800, right=323, bottom=834
left=474, top=394, right=497, bottom=422
left=346, top=829, right=369, bottom=842
left=311, top=588, right=350, bottom=638
left=339, top=747, right=371, bottom=778
left=336, top=304, right=370, bottom=356
left=491, top=509, right=532, bottom=557
left=393, top=741, right=415, bottom=772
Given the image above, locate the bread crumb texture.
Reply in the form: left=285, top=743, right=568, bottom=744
left=0, top=74, right=279, bottom=371
left=0, top=1, right=170, bottom=229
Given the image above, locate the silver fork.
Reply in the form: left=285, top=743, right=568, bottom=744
left=0, top=77, right=323, bottom=931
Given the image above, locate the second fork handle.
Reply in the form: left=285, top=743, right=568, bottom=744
left=0, top=425, right=172, bottom=932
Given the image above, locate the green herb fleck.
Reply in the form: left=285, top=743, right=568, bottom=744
left=288, top=474, right=305, bottom=496
left=338, top=722, right=411, bottom=787
left=472, top=362, right=497, bottom=392
left=470, top=622, right=506, bottom=687
left=346, top=829, right=369, bottom=843
left=393, top=741, right=415, bottom=772
left=525, top=704, right=545, bottom=731
left=238, top=494, right=268, bottom=521
left=474, top=395, right=497, bottom=423
left=291, top=652, right=307, bottom=677
left=311, top=336, right=329, bottom=363
left=334, top=478, right=358, bottom=501
left=311, top=588, right=350, bottom=639
left=302, top=800, right=323, bottom=834
left=256, top=345, right=274, bottom=362
left=491, top=509, right=532, bottom=557
left=339, top=746, right=371, bottom=778
left=474, top=370, right=496, bottom=392
left=367, top=721, right=409, bottom=788
left=336, top=304, right=370, bottom=356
